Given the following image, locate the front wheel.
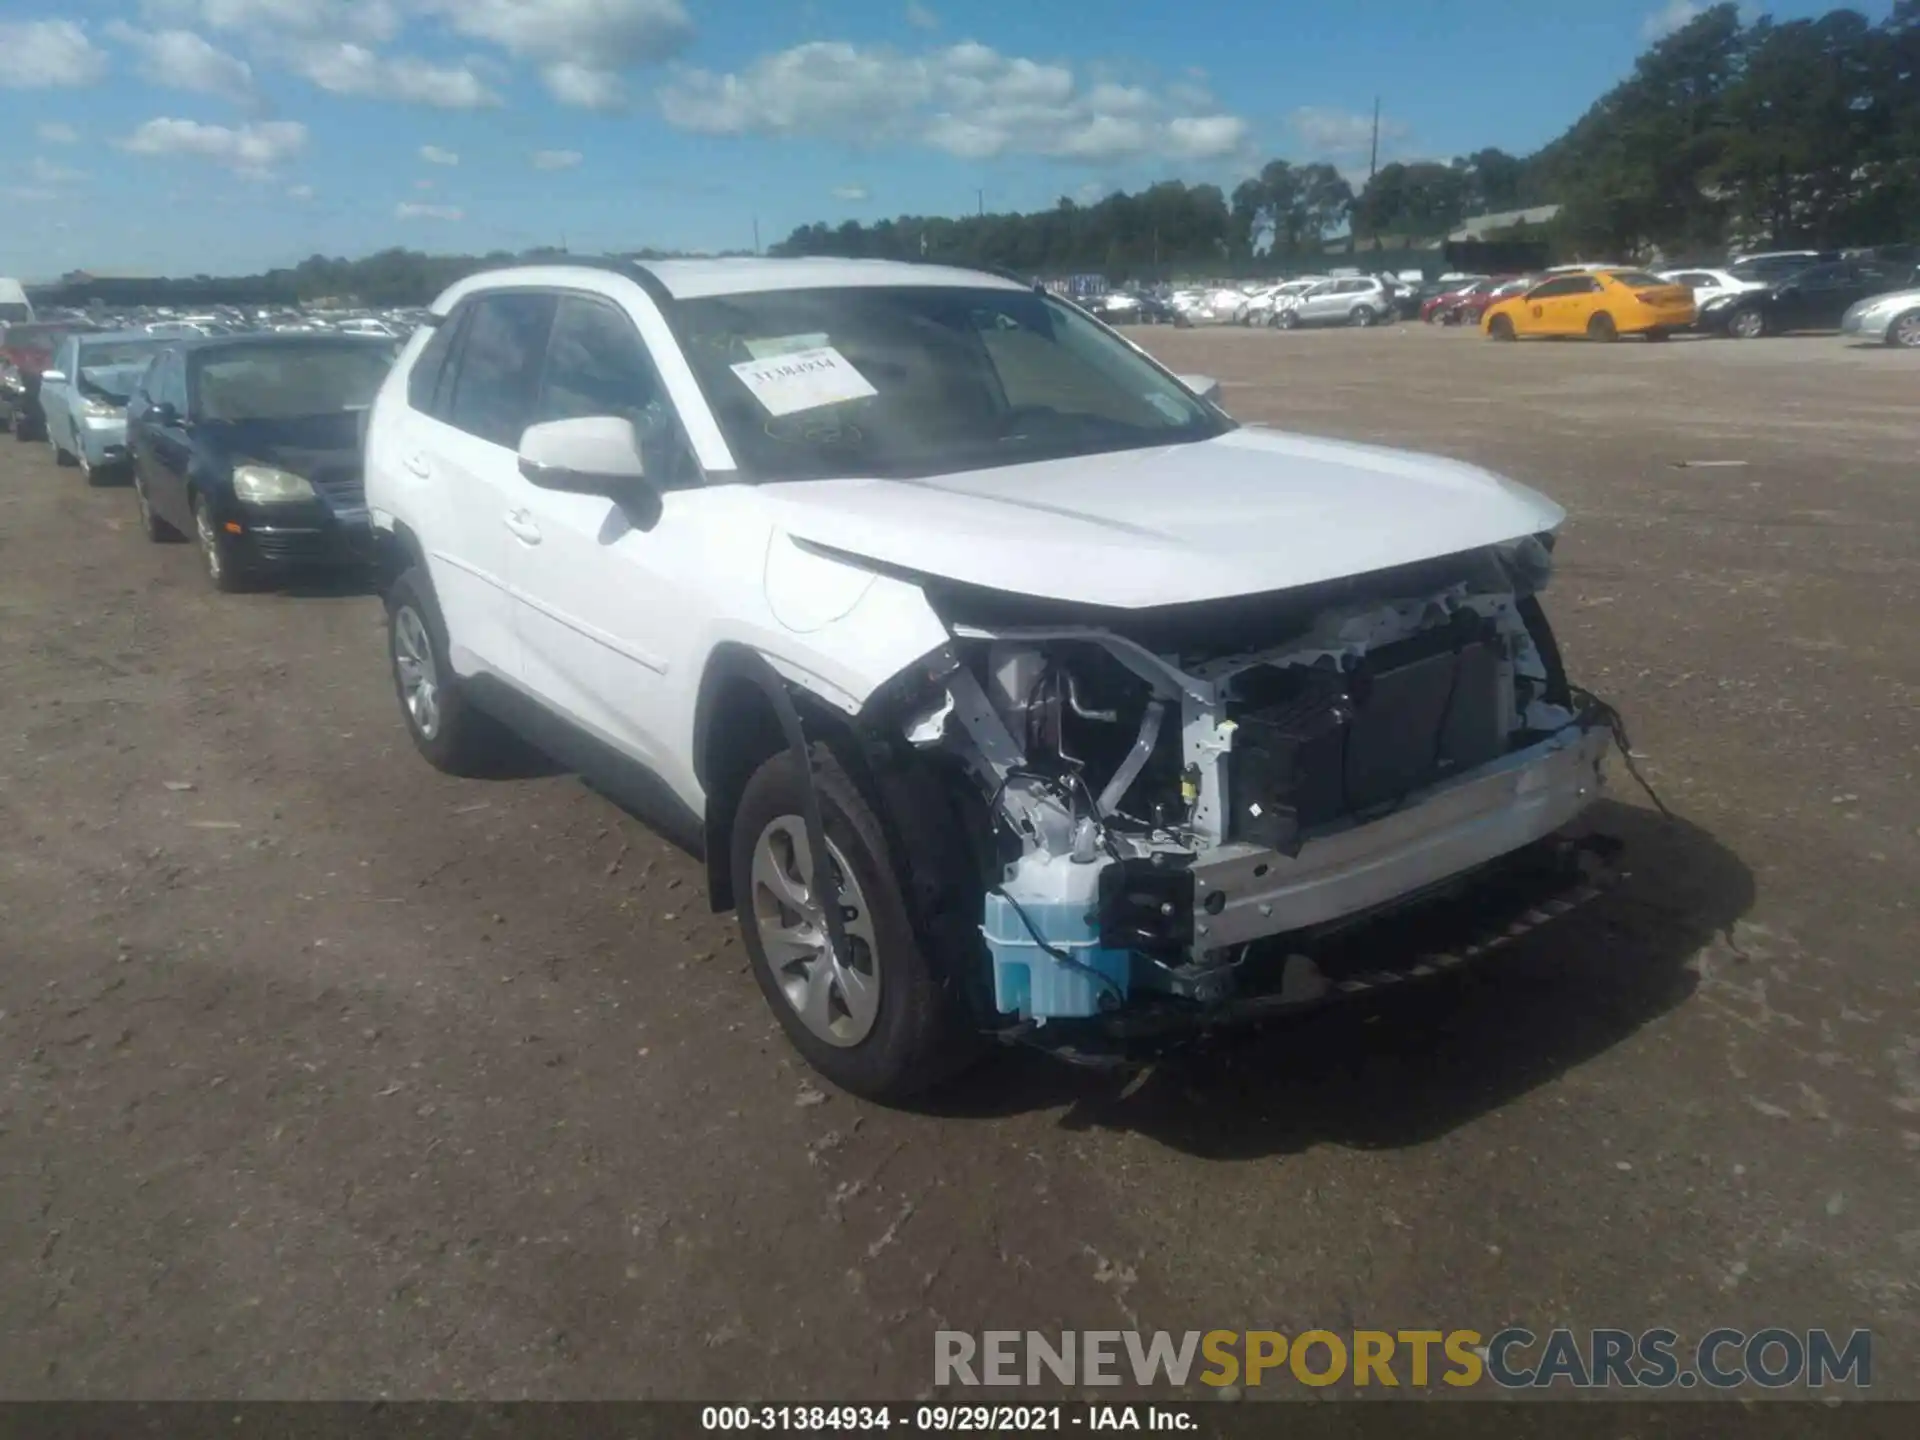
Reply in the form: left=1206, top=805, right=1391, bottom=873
left=1488, top=314, right=1516, bottom=341
left=1886, top=310, right=1920, bottom=348
left=194, top=492, right=250, bottom=592
left=1727, top=307, right=1765, bottom=340
left=52, top=433, right=76, bottom=466
left=732, top=746, right=979, bottom=1102
left=1277, top=308, right=1299, bottom=330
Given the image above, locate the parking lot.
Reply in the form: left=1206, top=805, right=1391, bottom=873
left=2, top=321, right=1915, bottom=1399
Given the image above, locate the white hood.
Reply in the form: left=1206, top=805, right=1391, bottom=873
left=758, top=426, right=1565, bottom=609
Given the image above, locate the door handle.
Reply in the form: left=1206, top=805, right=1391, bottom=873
left=402, top=453, right=430, bottom=478
left=503, top=509, right=542, bottom=545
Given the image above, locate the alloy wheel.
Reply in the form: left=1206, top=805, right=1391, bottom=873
left=1891, top=312, right=1920, bottom=349
left=749, top=816, right=880, bottom=1048
left=392, top=605, right=442, bottom=740
left=195, top=501, right=223, bottom=583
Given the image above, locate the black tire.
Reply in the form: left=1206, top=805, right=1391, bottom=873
left=1587, top=311, right=1618, bottom=342
left=385, top=564, right=511, bottom=776
left=1726, top=307, right=1765, bottom=340
left=1277, top=308, right=1300, bottom=330
left=1885, top=310, right=1920, bottom=349
left=14, top=414, right=38, bottom=443
left=1488, top=314, right=1516, bottom=341
left=732, top=746, right=979, bottom=1102
left=134, top=470, right=181, bottom=541
left=1350, top=305, right=1377, bottom=328
left=192, top=492, right=252, bottom=593
left=53, top=439, right=77, bottom=467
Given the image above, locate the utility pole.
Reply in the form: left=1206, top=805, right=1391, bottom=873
left=977, top=188, right=984, bottom=217
left=752, top=216, right=761, bottom=255
left=1368, top=96, right=1381, bottom=182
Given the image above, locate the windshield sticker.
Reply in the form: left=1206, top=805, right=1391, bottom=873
left=742, top=333, right=831, bottom=360
left=729, top=345, right=878, bottom=418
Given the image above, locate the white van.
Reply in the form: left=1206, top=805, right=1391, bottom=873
left=0, top=279, right=34, bottom=324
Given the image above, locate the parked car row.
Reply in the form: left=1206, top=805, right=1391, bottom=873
left=14, top=254, right=1629, bottom=1103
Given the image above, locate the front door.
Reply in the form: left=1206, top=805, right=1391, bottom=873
left=507, top=293, right=712, bottom=795
left=143, top=351, right=195, bottom=530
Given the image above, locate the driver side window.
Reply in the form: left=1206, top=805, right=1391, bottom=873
left=534, top=294, right=697, bottom=487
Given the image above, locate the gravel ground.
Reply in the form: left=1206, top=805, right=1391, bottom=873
left=1, top=321, right=1914, bottom=1399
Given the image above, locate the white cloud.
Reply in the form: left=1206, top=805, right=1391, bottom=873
left=397, top=201, right=463, bottom=220
left=428, top=0, right=692, bottom=66
left=29, top=157, right=89, bottom=184
left=119, top=117, right=307, bottom=177
left=146, top=0, right=402, bottom=46
left=1288, top=106, right=1408, bottom=161
left=532, top=148, right=583, bottom=169
left=904, top=2, right=938, bottom=28
left=1642, top=1, right=1703, bottom=40
left=287, top=182, right=314, bottom=198
left=541, top=59, right=627, bottom=109
left=0, top=20, right=110, bottom=88
left=832, top=183, right=869, bottom=201
left=36, top=121, right=81, bottom=144
left=658, top=41, right=1250, bottom=164
left=284, top=41, right=499, bottom=107
left=419, top=144, right=459, bottom=165
left=106, top=24, right=255, bottom=100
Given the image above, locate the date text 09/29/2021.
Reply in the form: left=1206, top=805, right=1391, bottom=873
left=701, top=1407, right=1193, bottom=1431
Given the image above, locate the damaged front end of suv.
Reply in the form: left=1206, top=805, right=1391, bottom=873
left=840, top=531, right=1620, bottom=1062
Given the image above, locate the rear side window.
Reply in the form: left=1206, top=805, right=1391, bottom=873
left=443, top=292, right=556, bottom=449
left=407, top=306, right=465, bottom=417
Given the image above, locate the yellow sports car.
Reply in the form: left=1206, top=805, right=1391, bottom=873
left=1482, top=269, right=1697, bottom=341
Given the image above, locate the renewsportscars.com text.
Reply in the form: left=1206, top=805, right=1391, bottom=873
left=935, top=1328, right=1872, bottom=1391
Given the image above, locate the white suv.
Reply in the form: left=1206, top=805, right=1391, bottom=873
left=1276, top=276, right=1396, bottom=328
left=364, top=257, right=1617, bottom=1099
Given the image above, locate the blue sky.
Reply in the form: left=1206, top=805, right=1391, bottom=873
left=0, top=1, right=1893, bottom=280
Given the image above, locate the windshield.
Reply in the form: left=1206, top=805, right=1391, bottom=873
left=672, top=285, right=1229, bottom=482
left=191, top=343, right=393, bottom=423
left=76, top=340, right=168, bottom=399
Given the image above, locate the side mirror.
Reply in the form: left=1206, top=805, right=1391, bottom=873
left=1175, top=374, right=1222, bottom=404
left=40, top=369, right=66, bottom=386
left=518, top=415, right=651, bottom=498
left=146, top=401, right=179, bottom=426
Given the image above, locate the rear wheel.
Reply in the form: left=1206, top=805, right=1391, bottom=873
left=1886, top=310, right=1920, bottom=348
left=1488, top=314, right=1516, bottom=341
left=134, top=470, right=180, bottom=541
left=385, top=565, right=512, bottom=775
left=1350, top=305, right=1378, bottom=328
left=1587, top=312, right=1618, bottom=342
left=732, top=746, right=979, bottom=1102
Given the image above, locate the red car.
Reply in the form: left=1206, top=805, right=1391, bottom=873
left=1421, top=278, right=1494, bottom=324
left=1446, top=275, right=1536, bottom=327
left=0, top=320, right=94, bottom=441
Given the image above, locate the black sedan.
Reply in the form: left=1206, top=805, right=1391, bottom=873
left=126, top=334, right=395, bottom=591
left=1698, top=259, right=1917, bottom=339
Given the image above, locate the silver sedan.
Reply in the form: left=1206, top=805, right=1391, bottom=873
left=1840, top=287, right=1920, bottom=348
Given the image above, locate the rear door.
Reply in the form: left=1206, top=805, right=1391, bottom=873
left=400, top=292, right=556, bottom=682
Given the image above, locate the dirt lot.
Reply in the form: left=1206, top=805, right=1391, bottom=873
left=1, top=323, right=1915, bottom=1400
